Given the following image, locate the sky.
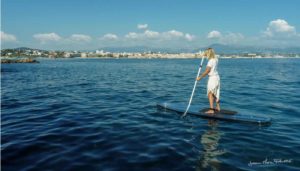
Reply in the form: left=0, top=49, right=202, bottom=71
left=1, top=0, right=300, bottom=50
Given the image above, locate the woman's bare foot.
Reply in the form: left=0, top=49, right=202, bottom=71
left=205, top=109, right=215, bottom=114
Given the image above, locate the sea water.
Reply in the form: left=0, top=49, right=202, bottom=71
left=2, top=58, right=300, bottom=171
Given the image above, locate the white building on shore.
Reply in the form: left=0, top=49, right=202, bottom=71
left=81, top=53, right=87, bottom=58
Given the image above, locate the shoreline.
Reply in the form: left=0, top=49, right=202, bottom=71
left=1, top=58, right=39, bottom=64
left=37, top=56, right=300, bottom=59
left=1, top=56, right=300, bottom=61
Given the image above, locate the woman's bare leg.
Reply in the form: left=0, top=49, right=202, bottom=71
left=212, top=94, right=220, bottom=111
left=216, top=100, right=220, bottom=111
left=205, top=92, right=215, bottom=114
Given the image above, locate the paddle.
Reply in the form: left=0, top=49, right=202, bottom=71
left=182, top=52, right=205, bottom=117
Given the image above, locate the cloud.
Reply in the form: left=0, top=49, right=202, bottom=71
left=125, top=29, right=194, bottom=41
left=125, top=32, right=139, bottom=39
left=33, top=33, right=61, bottom=43
left=125, top=30, right=159, bottom=39
left=207, top=30, right=222, bottom=39
left=1, top=31, right=17, bottom=42
left=125, top=24, right=196, bottom=42
left=137, top=24, right=148, bottom=30
left=163, top=30, right=195, bottom=41
left=207, top=30, right=244, bottom=44
left=263, top=19, right=296, bottom=37
left=124, top=28, right=195, bottom=43
left=69, top=34, right=91, bottom=42
left=161, top=30, right=194, bottom=41
left=253, top=19, right=300, bottom=47
left=222, top=33, right=244, bottom=44
left=164, top=30, right=184, bottom=38
left=185, top=33, right=195, bottom=41
left=33, top=33, right=92, bottom=45
left=144, top=30, right=160, bottom=38
left=102, top=33, right=118, bottom=40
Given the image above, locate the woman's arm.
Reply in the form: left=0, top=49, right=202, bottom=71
left=197, top=67, right=211, bottom=81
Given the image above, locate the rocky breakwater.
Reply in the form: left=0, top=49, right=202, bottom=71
left=1, top=58, right=39, bottom=64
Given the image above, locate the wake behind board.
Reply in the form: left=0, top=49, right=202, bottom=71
left=157, top=102, right=271, bottom=125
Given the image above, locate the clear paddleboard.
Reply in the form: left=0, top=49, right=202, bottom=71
left=157, top=102, right=272, bottom=125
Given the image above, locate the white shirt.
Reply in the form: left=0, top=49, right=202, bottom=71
left=207, top=58, right=219, bottom=76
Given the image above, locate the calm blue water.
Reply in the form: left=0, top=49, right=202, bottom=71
left=2, top=58, right=300, bottom=171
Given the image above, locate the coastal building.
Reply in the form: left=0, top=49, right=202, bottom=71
left=63, top=52, right=71, bottom=58
left=48, top=52, right=57, bottom=58
left=81, top=53, right=87, bottom=58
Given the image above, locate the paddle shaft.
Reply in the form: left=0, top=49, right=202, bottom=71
left=182, top=57, right=205, bottom=117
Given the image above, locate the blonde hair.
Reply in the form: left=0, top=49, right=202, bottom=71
left=204, top=48, right=216, bottom=59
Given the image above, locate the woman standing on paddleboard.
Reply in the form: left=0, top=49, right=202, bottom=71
left=197, top=48, right=220, bottom=114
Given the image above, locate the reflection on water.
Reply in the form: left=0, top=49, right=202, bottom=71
left=196, top=120, right=226, bottom=171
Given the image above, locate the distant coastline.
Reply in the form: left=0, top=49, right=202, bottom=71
left=2, top=55, right=297, bottom=64
left=1, top=47, right=300, bottom=59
